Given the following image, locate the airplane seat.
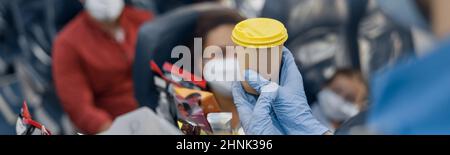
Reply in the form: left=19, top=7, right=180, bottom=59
left=133, top=3, right=232, bottom=111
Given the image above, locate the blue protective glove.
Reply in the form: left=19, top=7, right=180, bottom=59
left=232, top=47, right=329, bottom=135
left=232, top=81, right=283, bottom=135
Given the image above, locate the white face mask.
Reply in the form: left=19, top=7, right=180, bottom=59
left=317, top=89, right=359, bottom=122
left=203, top=58, right=241, bottom=97
left=85, top=0, right=125, bottom=22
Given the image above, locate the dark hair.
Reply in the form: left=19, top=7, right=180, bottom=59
left=325, top=68, right=367, bottom=88
left=186, top=8, right=245, bottom=74
left=194, top=9, right=245, bottom=46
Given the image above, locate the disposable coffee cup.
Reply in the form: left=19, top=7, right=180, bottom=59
left=231, top=18, right=288, bottom=95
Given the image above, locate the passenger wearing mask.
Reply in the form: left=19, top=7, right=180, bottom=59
left=144, top=8, right=245, bottom=134
left=311, top=69, right=368, bottom=132
left=52, top=0, right=153, bottom=134
left=191, top=9, right=245, bottom=131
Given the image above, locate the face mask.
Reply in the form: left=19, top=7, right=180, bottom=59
left=203, top=58, right=240, bottom=97
left=317, top=89, right=359, bottom=122
left=85, top=0, right=125, bottom=22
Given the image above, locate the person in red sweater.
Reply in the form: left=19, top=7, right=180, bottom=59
left=52, top=0, right=152, bottom=134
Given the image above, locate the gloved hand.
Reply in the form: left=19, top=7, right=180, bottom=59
left=232, top=81, right=283, bottom=135
left=232, top=47, right=329, bottom=135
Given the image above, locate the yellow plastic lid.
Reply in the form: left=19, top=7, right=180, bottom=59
left=232, top=18, right=288, bottom=48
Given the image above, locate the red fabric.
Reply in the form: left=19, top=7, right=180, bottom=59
left=52, top=6, right=152, bottom=134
